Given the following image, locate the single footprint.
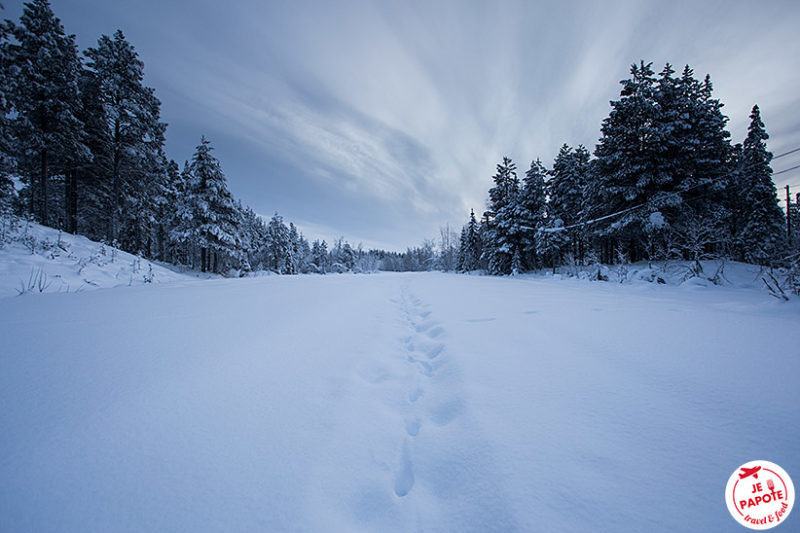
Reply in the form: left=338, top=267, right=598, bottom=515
left=405, top=417, right=421, bottom=436
left=426, top=326, right=445, bottom=339
left=393, top=439, right=415, bottom=497
left=407, top=356, right=433, bottom=377
left=426, top=344, right=444, bottom=359
left=414, top=321, right=436, bottom=333
left=408, top=386, right=423, bottom=403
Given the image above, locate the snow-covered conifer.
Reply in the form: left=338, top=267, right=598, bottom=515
left=738, top=105, right=786, bottom=264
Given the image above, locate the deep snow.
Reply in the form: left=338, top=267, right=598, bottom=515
left=0, top=218, right=193, bottom=299
left=1, top=271, right=798, bottom=532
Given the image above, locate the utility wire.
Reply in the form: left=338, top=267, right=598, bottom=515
left=773, top=147, right=800, bottom=160
left=773, top=164, right=800, bottom=176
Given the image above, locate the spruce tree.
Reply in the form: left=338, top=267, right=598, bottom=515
left=84, top=30, right=166, bottom=246
left=738, top=105, right=786, bottom=265
left=74, top=65, right=112, bottom=240
left=0, top=21, right=14, bottom=211
left=239, top=205, right=268, bottom=272
left=548, top=145, right=590, bottom=262
left=589, top=61, right=660, bottom=260
left=456, top=225, right=468, bottom=271
left=669, top=68, right=732, bottom=259
left=311, top=239, right=328, bottom=273
left=267, top=213, right=291, bottom=274
left=518, top=159, right=547, bottom=268
left=484, top=156, right=519, bottom=274
left=464, top=208, right=482, bottom=271
left=7, top=0, right=86, bottom=226
left=173, top=137, right=241, bottom=273
left=288, top=222, right=300, bottom=274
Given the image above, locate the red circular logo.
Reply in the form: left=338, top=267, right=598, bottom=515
left=726, top=460, right=794, bottom=529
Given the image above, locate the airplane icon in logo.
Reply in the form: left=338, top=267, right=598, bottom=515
left=739, top=466, right=762, bottom=480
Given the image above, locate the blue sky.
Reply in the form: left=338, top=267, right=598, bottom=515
left=7, top=0, right=800, bottom=250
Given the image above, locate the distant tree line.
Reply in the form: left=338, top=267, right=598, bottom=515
left=457, top=62, right=795, bottom=274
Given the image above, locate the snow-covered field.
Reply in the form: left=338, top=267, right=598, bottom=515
left=1, top=270, right=798, bottom=532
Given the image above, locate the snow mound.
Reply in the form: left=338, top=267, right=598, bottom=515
left=0, top=217, right=192, bottom=299
left=522, top=259, right=779, bottom=294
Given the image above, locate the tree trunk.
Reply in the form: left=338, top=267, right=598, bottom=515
left=201, top=247, right=207, bottom=273
left=28, top=174, right=35, bottom=218
left=64, top=169, right=71, bottom=232
left=40, top=147, right=49, bottom=226
left=111, top=119, right=121, bottom=243
left=66, top=168, right=78, bottom=234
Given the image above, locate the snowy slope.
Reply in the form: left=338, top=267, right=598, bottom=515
left=1, top=272, right=798, bottom=532
left=0, top=217, right=193, bottom=299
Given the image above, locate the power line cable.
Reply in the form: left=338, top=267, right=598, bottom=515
left=773, top=164, right=800, bottom=176
left=773, top=147, right=800, bottom=160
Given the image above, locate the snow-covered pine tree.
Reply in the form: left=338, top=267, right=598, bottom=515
left=518, top=159, right=547, bottom=269
left=173, top=137, right=241, bottom=273
left=459, top=208, right=482, bottom=272
left=287, top=222, right=299, bottom=275
left=738, top=105, right=786, bottom=265
left=341, top=242, right=356, bottom=271
left=120, top=138, right=169, bottom=256
left=536, top=219, right=569, bottom=273
left=84, top=30, right=166, bottom=247
left=677, top=71, right=731, bottom=217
left=667, top=68, right=732, bottom=260
left=72, top=64, right=111, bottom=240
left=589, top=61, right=661, bottom=262
left=467, top=208, right=482, bottom=271
left=484, top=157, right=520, bottom=274
left=157, top=159, right=178, bottom=255
left=266, top=213, right=291, bottom=274
left=6, top=0, right=87, bottom=226
left=0, top=22, right=14, bottom=212
left=549, top=145, right=586, bottom=227
left=296, top=232, right=312, bottom=273
left=790, top=193, right=800, bottom=253
left=456, top=225, right=468, bottom=272
left=239, top=206, right=268, bottom=271
left=548, top=145, right=590, bottom=263
left=311, top=239, right=328, bottom=273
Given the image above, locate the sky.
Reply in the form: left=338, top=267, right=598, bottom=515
left=6, top=0, right=800, bottom=250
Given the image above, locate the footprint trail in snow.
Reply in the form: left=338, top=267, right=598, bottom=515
left=389, top=283, right=458, bottom=498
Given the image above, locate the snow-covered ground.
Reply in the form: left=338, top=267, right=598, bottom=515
left=1, top=270, right=798, bottom=532
left=0, top=218, right=193, bottom=299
